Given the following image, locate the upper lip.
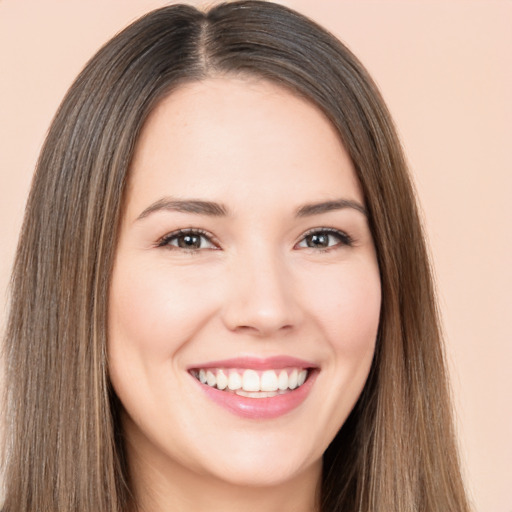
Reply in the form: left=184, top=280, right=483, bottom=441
left=187, top=355, right=319, bottom=371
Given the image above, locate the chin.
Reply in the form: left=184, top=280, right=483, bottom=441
left=202, top=451, right=320, bottom=489
left=183, top=427, right=322, bottom=489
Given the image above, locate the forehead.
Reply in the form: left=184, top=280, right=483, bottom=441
left=126, top=76, right=363, bottom=217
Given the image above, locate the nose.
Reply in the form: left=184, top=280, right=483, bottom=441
left=221, top=248, right=302, bottom=337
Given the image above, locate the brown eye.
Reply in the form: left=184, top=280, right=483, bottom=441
left=177, top=234, right=202, bottom=249
left=158, top=229, right=217, bottom=251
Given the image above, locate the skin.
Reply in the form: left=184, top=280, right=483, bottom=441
left=108, top=77, right=381, bottom=512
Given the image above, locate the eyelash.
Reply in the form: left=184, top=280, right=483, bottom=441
left=156, top=227, right=353, bottom=253
left=296, top=227, right=354, bottom=251
left=157, top=228, right=219, bottom=252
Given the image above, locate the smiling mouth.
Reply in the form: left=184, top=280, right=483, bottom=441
left=189, top=367, right=311, bottom=398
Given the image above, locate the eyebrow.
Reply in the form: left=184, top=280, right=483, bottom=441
left=136, top=198, right=228, bottom=220
left=295, top=199, right=367, bottom=217
left=135, top=196, right=367, bottom=221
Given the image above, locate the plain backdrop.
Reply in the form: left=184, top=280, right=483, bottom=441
left=0, top=1, right=511, bottom=511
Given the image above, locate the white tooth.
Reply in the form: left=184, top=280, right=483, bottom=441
left=297, top=369, right=308, bottom=386
left=206, top=370, right=216, bottom=387
left=228, top=371, right=242, bottom=390
left=278, top=370, right=289, bottom=390
left=199, top=369, right=207, bottom=384
left=260, top=370, right=279, bottom=391
left=242, top=369, right=260, bottom=391
left=289, top=369, right=298, bottom=389
left=216, top=369, right=228, bottom=390
left=236, top=390, right=278, bottom=398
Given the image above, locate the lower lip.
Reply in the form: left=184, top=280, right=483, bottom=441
left=192, top=371, right=318, bottom=419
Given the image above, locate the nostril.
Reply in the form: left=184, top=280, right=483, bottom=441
left=230, top=320, right=295, bottom=337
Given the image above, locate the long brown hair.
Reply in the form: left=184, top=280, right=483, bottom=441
left=2, top=2, right=470, bottom=511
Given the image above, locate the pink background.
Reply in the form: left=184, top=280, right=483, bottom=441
left=0, top=1, right=510, bottom=510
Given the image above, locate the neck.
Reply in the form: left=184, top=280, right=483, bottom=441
left=125, top=435, right=322, bottom=512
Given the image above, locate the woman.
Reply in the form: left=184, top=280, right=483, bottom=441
left=2, top=2, right=471, bottom=511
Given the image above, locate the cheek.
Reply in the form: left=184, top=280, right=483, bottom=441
left=306, top=262, right=381, bottom=355
left=108, top=259, right=221, bottom=360
left=303, top=262, right=380, bottom=434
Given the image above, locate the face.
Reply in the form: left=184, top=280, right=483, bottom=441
left=108, top=77, right=381, bottom=490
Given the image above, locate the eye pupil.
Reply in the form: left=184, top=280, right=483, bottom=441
left=178, top=234, right=201, bottom=248
left=307, top=233, right=329, bottom=248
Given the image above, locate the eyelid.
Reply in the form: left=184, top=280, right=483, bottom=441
left=155, top=226, right=353, bottom=252
left=295, top=227, right=354, bottom=249
left=156, top=228, right=220, bottom=250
